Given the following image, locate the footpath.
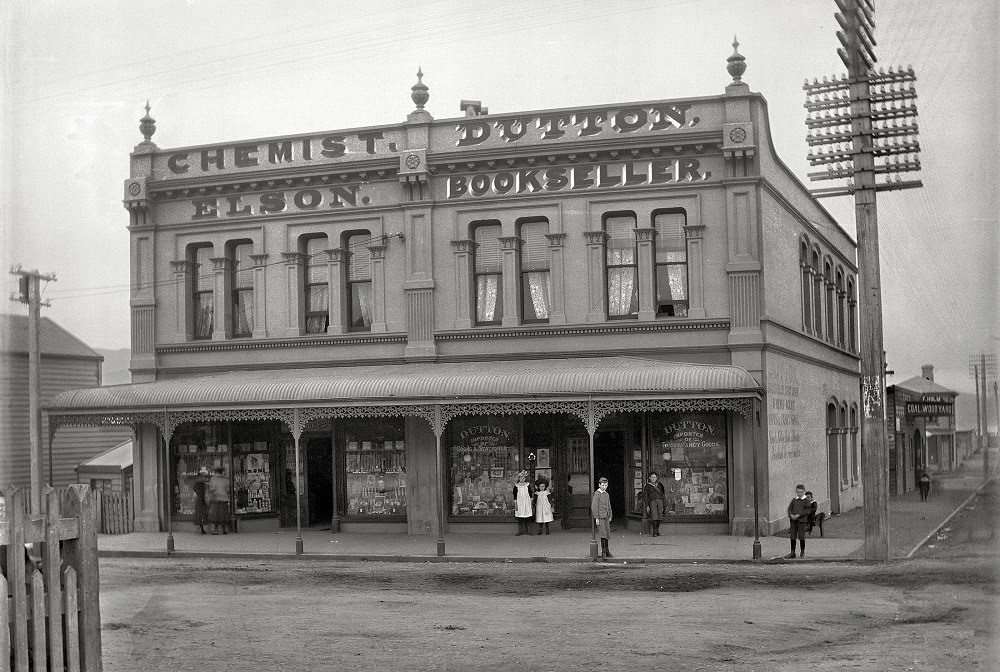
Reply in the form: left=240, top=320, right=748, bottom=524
left=99, top=453, right=995, bottom=564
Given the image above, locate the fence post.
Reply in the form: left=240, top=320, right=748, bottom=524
left=45, top=486, right=65, bottom=668
left=5, top=486, right=30, bottom=672
left=64, top=485, right=103, bottom=671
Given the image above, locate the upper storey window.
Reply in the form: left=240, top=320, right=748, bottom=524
left=519, top=219, right=550, bottom=323
left=654, top=211, right=688, bottom=317
left=231, top=241, right=254, bottom=338
left=191, top=245, right=214, bottom=340
left=304, top=236, right=329, bottom=334
left=605, top=215, right=638, bottom=319
left=474, top=222, right=503, bottom=325
left=346, top=232, right=373, bottom=331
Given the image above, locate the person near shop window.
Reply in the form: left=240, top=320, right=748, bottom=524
left=643, top=472, right=666, bottom=537
left=207, top=467, right=231, bottom=535
left=592, top=477, right=613, bottom=559
left=513, top=471, right=535, bottom=536
left=918, top=472, right=932, bottom=502
left=534, top=476, right=554, bottom=535
left=786, top=484, right=810, bottom=558
left=192, top=467, right=210, bottom=535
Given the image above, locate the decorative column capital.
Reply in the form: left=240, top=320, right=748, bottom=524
left=684, top=223, right=706, bottom=238
left=281, top=251, right=307, bottom=266
left=451, top=239, right=476, bottom=254
left=499, top=236, right=520, bottom=251
left=170, top=259, right=190, bottom=274
left=545, top=233, right=567, bottom=247
left=249, top=253, right=269, bottom=267
left=368, top=244, right=387, bottom=260
left=634, top=227, right=656, bottom=242
left=584, top=230, right=607, bottom=246
left=209, top=256, right=230, bottom=272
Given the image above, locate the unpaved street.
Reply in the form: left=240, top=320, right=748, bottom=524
left=100, top=484, right=999, bottom=671
left=100, top=555, right=997, bottom=671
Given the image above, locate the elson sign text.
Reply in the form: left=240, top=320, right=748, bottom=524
left=447, top=158, right=711, bottom=199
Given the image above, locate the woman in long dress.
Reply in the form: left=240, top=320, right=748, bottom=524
left=192, top=467, right=210, bottom=534
left=207, top=467, right=231, bottom=535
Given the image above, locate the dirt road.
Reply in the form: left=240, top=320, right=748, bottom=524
left=99, top=554, right=997, bottom=671
left=99, top=483, right=999, bottom=671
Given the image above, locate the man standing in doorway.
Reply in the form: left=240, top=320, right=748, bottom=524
left=592, top=477, right=613, bottom=559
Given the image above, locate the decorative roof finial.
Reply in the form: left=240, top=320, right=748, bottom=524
left=411, top=68, right=429, bottom=110
left=726, top=36, right=747, bottom=82
left=139, top=100, right=156, bottom=142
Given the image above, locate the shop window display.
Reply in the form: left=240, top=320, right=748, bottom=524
left=448, top=416, right=520, bottom=517
left=650, top=412, right=728, bottom=517
left=171, top=423, right=229, bottom=518
left=344, top=418, right=406, bottom=517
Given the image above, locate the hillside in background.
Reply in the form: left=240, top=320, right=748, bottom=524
left=97, top=348, right=131, bottom=385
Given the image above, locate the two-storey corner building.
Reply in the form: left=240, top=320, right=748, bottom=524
left=46, top=49, right=861, bottom=545
left=886, top=365, right=959, bottom=495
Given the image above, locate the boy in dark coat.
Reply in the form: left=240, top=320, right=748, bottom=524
left=786, top=484, right=811, bottom=558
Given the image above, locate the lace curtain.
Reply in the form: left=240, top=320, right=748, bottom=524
left=476, top=274, right=500, bottom=323
left=526, top=271, right=551, bottom=320
left=607, top=247, right=637, bottom=316
left=305, top=285, right=329, bottom=333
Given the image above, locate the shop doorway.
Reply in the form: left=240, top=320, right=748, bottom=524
left=306, top=438, right=333, bottom=527
left=594, top=429, right=627, bottom=522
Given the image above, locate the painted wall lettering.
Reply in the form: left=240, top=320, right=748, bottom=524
left=454, top=104, right=698, bottom=147
left=189, top=185, right=365, bottom=220
left=446, top=159, right=711, bottom=199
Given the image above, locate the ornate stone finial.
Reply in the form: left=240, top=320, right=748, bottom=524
left=411, top=68, right=429, bottom=110
left=726, top=36, right=747, bottom=82
left=139, top=100, right=156, bottom=142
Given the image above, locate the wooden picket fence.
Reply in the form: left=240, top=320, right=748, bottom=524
left=96, top=492, right=132, bottom=535
left=1, top=485, right=102, bottom=672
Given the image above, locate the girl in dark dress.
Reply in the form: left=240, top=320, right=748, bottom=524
left=192, top=467, right=210, bottom=534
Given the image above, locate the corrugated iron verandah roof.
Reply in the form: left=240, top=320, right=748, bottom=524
left=46, top=357, right=762, bottom=434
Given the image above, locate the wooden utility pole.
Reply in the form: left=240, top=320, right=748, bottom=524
left=10, top=266, right=57, bottom=514
left=804, top=0, right=922, bottom=561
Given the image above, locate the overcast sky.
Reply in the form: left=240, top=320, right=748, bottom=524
left=2, top=0, right=996, bottom=409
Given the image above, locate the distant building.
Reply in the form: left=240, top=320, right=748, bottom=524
left=886, top=364, right=958, bottom=494
left=47, top=49, right=862, bottom=542
left=0, top=314, right=131, bottom=491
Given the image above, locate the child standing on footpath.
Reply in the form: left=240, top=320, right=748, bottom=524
left=534, top=476, right=554, bottom=535
left=786, top=483, right=811, bottom=558
left=513, top=471, right=535, bottom=536
left=591, top=477, right=613, bottom=559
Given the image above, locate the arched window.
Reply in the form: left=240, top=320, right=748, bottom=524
left=847, top=277, right=857, bottom=352
left=824, top=260, right=835, bottom=342
left=839, top=404, right=849, bottom=487
left=800, top=240, right=812, bottom=332
left=519, top=219, right=550, bottom=323
left=653, top=210, right=688, bottom=316
left=812, top=249, right=823, bottom=336
left=190, top=244, right=214, bottom=340
left=850, top=405, right=859, bottom=483
left=836, top=268, right=845, bottom=348
left=605, top=214, right=638, bottom=318
left=345, top=232, right=372, bottom=331
left=473, top=222, right=503, bottom=325
left=303, top=235, right=329, bottom=334
left=230, top=240, right=254, bottom=338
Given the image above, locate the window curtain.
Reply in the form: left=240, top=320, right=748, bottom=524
left=194, top=294, right=214, bottom=338
left=352, top=282, right=373, bottom=328
left=234, top=289, right=254, bottom=334
left=476, top=274, right=500, bottom=322
left=305, top=285, right=329, bottom=333
left=526, top=271, right=551, bottom=319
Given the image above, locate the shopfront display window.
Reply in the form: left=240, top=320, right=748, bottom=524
left=171, top=423, right=228, bottom=518
left=343, top=418, right=406, bottom=517
left=448, top=416, right=521, bottom=517
left=231, top=422, right=280, bottom=516
left=649, top=412, right=728, bottom=517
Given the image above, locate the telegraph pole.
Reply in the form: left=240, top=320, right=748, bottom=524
left=10, top=266, right=57, bottom=514
left=803, top=0, right=921, bottom=561
left=970, top=354, right=998, bottom=477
